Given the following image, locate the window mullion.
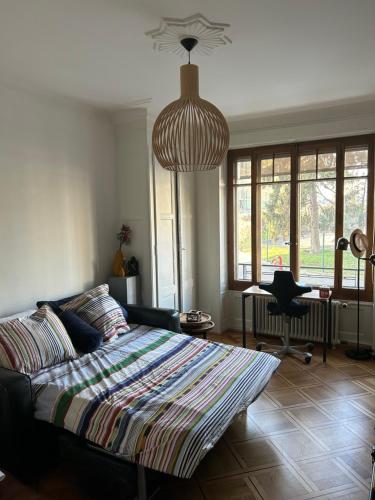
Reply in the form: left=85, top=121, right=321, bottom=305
left=227, top=150, right=237, bottom=289
left=365, top=138, right=374, bottom=301
left=290, top=145, right=299, bottom=279
left=335, top=143, right=344, bottom=295
left=251, top=153, right=259, bottom=283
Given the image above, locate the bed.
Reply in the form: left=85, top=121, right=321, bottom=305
left=30, top=324, right=280, bottom=479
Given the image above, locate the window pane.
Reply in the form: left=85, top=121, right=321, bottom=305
left=299, top=154, right=316, bottom=180
left=299, top=180, right=336, bottom=287
left=235, top=186, right=251, bottom=280
left=318, top=152, right=336, bottom=179
left=274, top=155, right=291, bottom=181
left=344, top=148, right=368, bottom=177
left=259, top=157, right=273, bottom=183
left=342, top=178, right=367, bottom=289
left=235, top=160, right=251, bottom=184
left=261, top=183, right=290, bottom=281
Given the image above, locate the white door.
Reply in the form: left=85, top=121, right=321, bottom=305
left=177, top=173, right=197, bottom=311
left=153, top=158, right=180, bottom=309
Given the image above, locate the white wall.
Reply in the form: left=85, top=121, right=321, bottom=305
left=229, top=99, right=375, bottom=148
left=113, top=108, right=153, bottom=306
left=178, top=171, right=198, bottom=312
left=195, top=170, right=221, bottom=325
left=194, top=166, right=228, bottom=332
left=0, top=84, right=118, bottom=316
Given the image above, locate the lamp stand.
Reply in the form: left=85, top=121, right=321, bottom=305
left=345, top=257, right=371, bottom=360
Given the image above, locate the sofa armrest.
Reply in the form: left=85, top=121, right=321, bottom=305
left=124, top=304, right=180, bottom=333
left=0, top=368, right=34, bottom=469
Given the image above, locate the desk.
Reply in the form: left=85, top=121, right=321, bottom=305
left=241, top=286, right=332, bottom=362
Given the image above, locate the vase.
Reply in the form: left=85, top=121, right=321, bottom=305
left=112, top=249, right=125, bottom=277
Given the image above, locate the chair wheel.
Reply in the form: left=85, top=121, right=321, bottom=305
left=305, top=355, right=312, bottom=364
left=256, top=343, right=262, bottom=351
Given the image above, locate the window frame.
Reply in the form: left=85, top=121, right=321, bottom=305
left=227, top=134, right=374, bottom=301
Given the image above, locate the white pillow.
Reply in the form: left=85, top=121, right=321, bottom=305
left=0, top=309, right=37, bottom=324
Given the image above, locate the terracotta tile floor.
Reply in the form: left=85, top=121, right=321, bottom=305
left=13, top=333, right=375, bottom=499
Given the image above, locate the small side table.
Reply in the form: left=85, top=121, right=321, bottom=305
left=180, top=313, right=215, bottom=339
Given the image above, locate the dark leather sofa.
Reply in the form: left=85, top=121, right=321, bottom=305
left=0, top=304, right=180, bottom=488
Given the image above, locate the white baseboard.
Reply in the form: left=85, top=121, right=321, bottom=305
left=338, top=330, right=372, bottom=347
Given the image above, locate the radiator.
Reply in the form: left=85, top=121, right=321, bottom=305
left=254, top=296, right=340, bottom=345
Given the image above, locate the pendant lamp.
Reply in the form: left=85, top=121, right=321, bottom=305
left=152, top=37, right=229, bottom=172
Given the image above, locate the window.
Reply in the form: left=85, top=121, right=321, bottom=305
left=342, top=147, right=368, bottom=289
left=234, top=160, right=252, bottom=280
left=298, top=150, right=336, bottom=288
left=258, top=154, right=291, bottom=281
left=227, top=136, right=374, bottom=301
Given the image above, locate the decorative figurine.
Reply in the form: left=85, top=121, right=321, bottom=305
left=124, top=256, right=139, bottom=277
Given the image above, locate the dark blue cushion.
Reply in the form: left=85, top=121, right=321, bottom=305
left=36, top=294, right=80, bottom=315
left=115, top=301, right=129, bottom=321
left=59, top=310, right=102, bottom=353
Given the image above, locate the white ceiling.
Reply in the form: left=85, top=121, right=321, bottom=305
left=0, top=0, right=374, bottom=120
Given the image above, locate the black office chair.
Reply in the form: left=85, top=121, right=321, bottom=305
left=256, top=271, right=314, bottom=364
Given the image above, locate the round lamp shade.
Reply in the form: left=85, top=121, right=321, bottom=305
left=336, top=237, right=349, bottom=251
left=152, top=64, right=229, bottom=172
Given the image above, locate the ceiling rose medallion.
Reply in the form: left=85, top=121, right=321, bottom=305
left=146, top=14, right=231, bottom=172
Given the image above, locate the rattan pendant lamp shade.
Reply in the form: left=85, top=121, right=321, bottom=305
left=152, top=38, right=229, bottom=172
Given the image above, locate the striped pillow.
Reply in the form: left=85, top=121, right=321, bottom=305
left=60, top=284, right=129, bottom=340
left=0, top=305, right=77, bottom=373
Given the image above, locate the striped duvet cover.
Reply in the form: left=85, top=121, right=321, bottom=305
left=31, top=325, right=280, bottom=478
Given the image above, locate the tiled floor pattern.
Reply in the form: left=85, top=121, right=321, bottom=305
left=19, top=333, right=375, bottom=499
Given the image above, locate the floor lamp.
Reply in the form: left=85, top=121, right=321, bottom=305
left=336, top=228, right=375, bottom=360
